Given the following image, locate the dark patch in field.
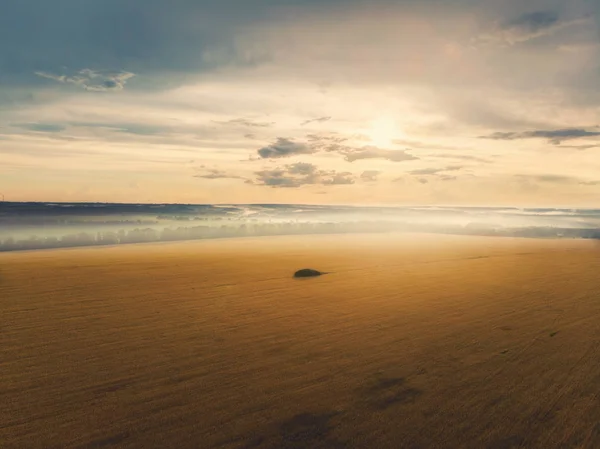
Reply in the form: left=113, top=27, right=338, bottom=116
left=359, top=376, right=423, bottom=410
left=82, top=432, right=130, bottom=448
left=586, top=422, right=600, bottom=446
left=241, top=411, right=347, bottom=449
left=549, top=331, right=559, bottom=337
left=486, top=435, right=524, bottom=449
left=91, top=381, right=130, bottom=394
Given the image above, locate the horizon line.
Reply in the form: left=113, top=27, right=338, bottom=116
left=0, top=200, right=599, bottom=210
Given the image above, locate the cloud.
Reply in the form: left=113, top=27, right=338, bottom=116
left=515, top=174, right=593, bottom=184
left=480, top=128, right=600, bottom=145
left=408, top=165, right=463, bottom=176
left=14, top=123, right=66, bottom=133
left=0, top=1, right=278, bottom=85
left=257, top=136, right=418, bottom=164
left=360, top=170, right=380, bottom=182
left=256, top=136, right=418, bottom=164
left=68, top=121, right=166, bottom=136
left=286, top=162, right=317, bottom=176
left=392, top=138, right=466, bottom=152
left=343, top=146, right=418, bottom=163
left=505, top=11, right=560, bottom=34
left=438, top=175, right=457, bottom=181
left=215, top=118, right=274, bottom=128
left=306, top=134, right=350, bottom=152
left=253, top=162, right=355, bottom=188
left=301, top=116, right=332, bottom=126
left=257, top=137, right=315, bottom=158
left=430, top=154, right=493, bottom=163
left=552, top=144, right=600, bottom=150
left=194, top=168, right=246, bottom=180
left=35, top=69, right=135, bottom=92
left=478, top=11, right=590, bottom=45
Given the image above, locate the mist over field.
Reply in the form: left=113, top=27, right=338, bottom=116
left=2, top=202, right=600, bottom=252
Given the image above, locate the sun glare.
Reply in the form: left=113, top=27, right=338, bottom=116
left=367, top=117, right=399, bottom=147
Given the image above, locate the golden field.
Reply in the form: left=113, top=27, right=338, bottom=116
left=2, top=234, right=600, bottom=449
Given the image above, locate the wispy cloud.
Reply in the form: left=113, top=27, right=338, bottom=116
left=480, top=128, right=600, bottom=145
left=360, top=170, right=380, bottom=182
left=301, top=116, right=332, bottom=126
left=430, top=154, right=493, bottom=163
left=35, top=69, right=135, bottom=92
left=194, top=168, right=246, bottom=180
left=516, top=174, right=600, bottom=185
left=552, top=144, right=600, bottom=150
left=408, top=165, right=463, bottom=176
left=13, top=123, right=66, bottom=133
left=214, top=118, right=274, bottom=128
left=343, top=147, right=418, bottom=163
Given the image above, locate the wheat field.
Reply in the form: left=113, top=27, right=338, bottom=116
left=2, top=234, right=600, bottom=448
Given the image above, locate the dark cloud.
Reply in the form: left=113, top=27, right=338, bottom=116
left=504, top=11, right=560, bottom=34
left=257, top=136, right=418, bottom=163
left=360, top=170, right=381, bottom=182
left=257, top=137, right=315, bottom=158
left=35, top=69, right=135, bottom=91
left=480, top=128, right=600, bottom=144
left=301, top=116, right=332, bottom=126
left=0, top=0, right=367, bottom=88
left=476, top=9, right=590, bottom=46
left=0, top=1, right=253, bottom=85
left=253, top=162, right=355, bottom=188
left=343, top=146, right=418, bottom=163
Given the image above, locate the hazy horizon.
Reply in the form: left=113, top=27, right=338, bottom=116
left=3, top=201, right=600, bottom=253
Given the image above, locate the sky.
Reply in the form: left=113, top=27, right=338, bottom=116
left=1, top=0, right=600, bottom=206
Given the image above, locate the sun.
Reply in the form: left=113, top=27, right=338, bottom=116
left=367, top=117, right=399, bottom=147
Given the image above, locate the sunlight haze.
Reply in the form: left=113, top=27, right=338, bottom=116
left=1, top=0, right=600, bottom=206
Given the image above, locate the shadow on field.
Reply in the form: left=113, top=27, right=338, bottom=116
left=243, top=411, right=347, bottom=449
left=358, top=377, right=423, bottom=411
